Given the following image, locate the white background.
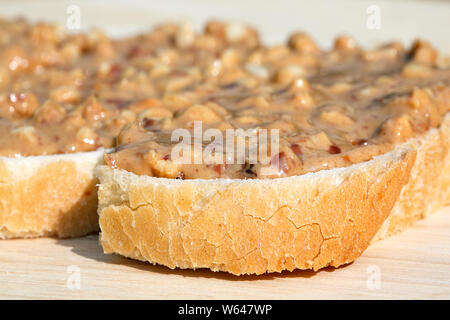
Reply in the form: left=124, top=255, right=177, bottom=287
left=0, top=0, right=449, bottom=51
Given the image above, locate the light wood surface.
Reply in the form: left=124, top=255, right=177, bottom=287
left=0, top=207, right=449, bottom=300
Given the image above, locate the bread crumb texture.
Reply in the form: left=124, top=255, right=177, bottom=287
left=0, top=150, right=103, bottom=238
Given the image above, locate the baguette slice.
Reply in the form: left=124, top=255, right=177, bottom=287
left=0, top=149, right=104, bottom=239
left=96, top=114, right=449, bottom=275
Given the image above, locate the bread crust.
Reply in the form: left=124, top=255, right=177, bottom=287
left=0, top=149, right=104, bottom=239
left=96, top=114, right=449, bottom=275
left=374, top=114, right=450, bottom=240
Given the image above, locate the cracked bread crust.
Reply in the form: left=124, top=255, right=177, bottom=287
left=96, top=146, right=415, bottom=275
left=96, top=114, right=449, bottom=275
left=0, top=149, right=104, bottom=239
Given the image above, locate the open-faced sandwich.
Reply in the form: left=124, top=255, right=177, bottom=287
left=0, top=19, right=448, bottom=276
left=0, top=19, right=260, bottom=238
left=97, top=22, right=450, bottom=275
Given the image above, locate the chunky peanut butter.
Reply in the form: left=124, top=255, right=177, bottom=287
left=0, top=18, right=259, bottom=156
left=0, top=18, right=449, bottom=179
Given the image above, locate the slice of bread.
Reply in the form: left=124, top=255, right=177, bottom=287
left=96, top=114, right=449, bottom=275
left=0, top=149, right=104, bottom=239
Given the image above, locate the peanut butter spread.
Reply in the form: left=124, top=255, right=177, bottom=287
left=0, top=18, right=449, bottom=179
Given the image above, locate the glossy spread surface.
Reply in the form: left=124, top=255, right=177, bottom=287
left=0, top=18, right=449, bottom=179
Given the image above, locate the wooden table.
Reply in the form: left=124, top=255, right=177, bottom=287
left=0, top=207, right=449, bottom=299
